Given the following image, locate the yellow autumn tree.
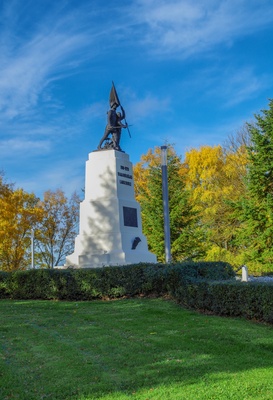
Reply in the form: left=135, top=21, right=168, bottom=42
left=184, top=143, right=248, bottom=264
left=0, top=180, right=43, bottom=271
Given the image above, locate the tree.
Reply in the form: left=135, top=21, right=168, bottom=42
left=0, top=176, right=42, bottom=271
left=134, top=145, right=204, bottom=262
left=222, top=124, right=250, bottom=196
left=35, top=189, right=80, bottom=268
left=236, top=99, right=273, bottom=271
left=184, top=143, right=248, bottom=265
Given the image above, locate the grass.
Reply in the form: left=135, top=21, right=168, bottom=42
left=1, top=299, right=273, bottom=400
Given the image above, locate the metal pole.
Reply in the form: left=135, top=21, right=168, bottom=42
left=161, top=146, right=171, bottom=263
left=31, top=229, right=35, bottom=269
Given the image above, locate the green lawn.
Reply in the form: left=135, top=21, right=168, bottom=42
left=1, top=298, right=273, bottom=400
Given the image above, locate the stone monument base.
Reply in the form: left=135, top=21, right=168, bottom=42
left=66, top=149, right=156, bottom=268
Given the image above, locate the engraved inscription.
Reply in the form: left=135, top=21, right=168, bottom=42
left=120, top=180, right=132, bottom=186
left=120, top=165, right=130, bottom=171
left=118, top=172, right=132, bottom=179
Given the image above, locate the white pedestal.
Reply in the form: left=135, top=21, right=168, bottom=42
left=66, top=149, right=157, bottom=268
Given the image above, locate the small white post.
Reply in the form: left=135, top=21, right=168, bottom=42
left=31, top=229, right=35, bottom=269
left=242, top=265, right=248, bottom=282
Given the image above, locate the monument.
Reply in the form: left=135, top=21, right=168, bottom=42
left=66, top=83, right=157, bottom=268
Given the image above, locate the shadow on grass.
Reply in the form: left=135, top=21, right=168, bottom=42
left=1, top=299, right=273, bottom=399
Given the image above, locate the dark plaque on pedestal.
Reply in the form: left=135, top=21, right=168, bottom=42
left=123, top=206, right=138, bottom=227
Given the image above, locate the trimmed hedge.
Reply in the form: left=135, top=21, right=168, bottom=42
left=0, top=261, right=234, bottom=300
left=2, top=261, right=273, bottom=324
left=0, top=271, right=8, bottom=298
left=175, top=281, right=273, bottom=324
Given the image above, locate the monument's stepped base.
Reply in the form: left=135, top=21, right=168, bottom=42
left=66, top=149, right=156, bottom=268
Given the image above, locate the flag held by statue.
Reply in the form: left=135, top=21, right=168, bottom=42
left=109, top=82, right=120, bottom=108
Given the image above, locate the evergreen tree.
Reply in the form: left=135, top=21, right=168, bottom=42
left=238, top=99, right=273, bottom=271
left=134, top=145, right=204, bottom=262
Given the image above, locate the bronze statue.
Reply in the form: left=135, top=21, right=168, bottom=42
left=97, top=83, right=130, bottom=151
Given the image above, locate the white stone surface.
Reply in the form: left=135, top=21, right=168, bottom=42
left=66, top=149, right=157, bottom=268
left=241, top=265, right=249, bottom=282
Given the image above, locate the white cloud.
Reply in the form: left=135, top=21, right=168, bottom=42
left=13, top=157, right=85, bottom=198
left=205, top=67, right=270, bottom=107
left=0, top=2, right=95, bottom=121
left=1, top=0, right=271, bottom=198
left=159, top=115, right=251, bottom=159
left=223, top=69, right=267, bottom=107
left=0, top=35, right=89, bottom=120
left=82, top=102, right=107, bottom=121
left=126, top=94, right=171, bottom=124
left=0, top=138, right=51, bottom=154
left=174, top=64, right=270, bottom=108
left=131, top=0, right=273, bottom=56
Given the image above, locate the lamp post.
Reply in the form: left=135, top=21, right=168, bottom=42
left=31, top=228, right=35, bottom=269
left=161, top=145, right=171, bottom=263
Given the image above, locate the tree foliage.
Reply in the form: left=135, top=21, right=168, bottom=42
left=0, top=175, right=42, bottom=271
left=236, top=99, right=273, bottom=271
left=134, top=145, right=204, bottom=262
left=0, top=174, right=80, bottom=271
left=35, top=189, right=80, bottom=268
left=184, top=142, right=248, bottom=264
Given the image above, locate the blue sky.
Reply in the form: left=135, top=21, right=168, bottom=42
left=1, top=0, right=273, bottom=198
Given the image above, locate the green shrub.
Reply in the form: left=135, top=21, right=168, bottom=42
left=0, top=271, right=9, bottom=299
left=1, top=262, right=273, bottom=324
left=175, top=281, right=273, bottom=324
left=175, top=260, right=235, bottom=280
left=0, top=261, right=235, bottom=301
left=7, top=269, right=55, bottom=299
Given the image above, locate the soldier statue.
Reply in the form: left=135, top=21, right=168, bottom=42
left=97, top=83, right=130, bottom=151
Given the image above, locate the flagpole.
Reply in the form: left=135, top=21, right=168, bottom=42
left=161, top=146, right=171, bottom=263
